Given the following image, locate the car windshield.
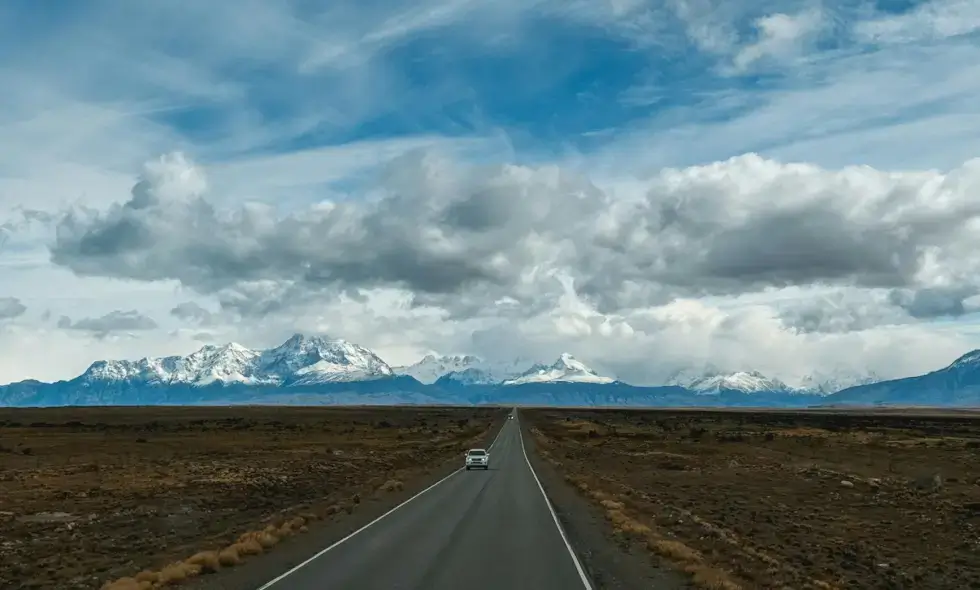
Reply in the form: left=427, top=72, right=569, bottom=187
left=468, top=450, right=486, bottom=456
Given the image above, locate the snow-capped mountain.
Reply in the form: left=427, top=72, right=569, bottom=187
left=81, top=342, right=268, bottom=386
left=796, top=370, right=882, bottom=395
left=81, top=334, right=393, bottom=388
left=397, top=354, right=533, bottom=385
left=688, top=371, right=790, bottom=394
left=394, top=354, right=483, bottom=384
left=665, top=366, right=789, bottom=394
left=24, top=335, right=980, bottom=409
left=827, top=349, right=980, bottom=406
left=259, top=334, right=393, bottom=384
left=503, top=353, right=614, bottom=385
left=665, top=365, right=880, bottom=395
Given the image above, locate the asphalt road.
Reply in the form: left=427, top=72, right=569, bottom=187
left=254, top=412, right=593, bottom=590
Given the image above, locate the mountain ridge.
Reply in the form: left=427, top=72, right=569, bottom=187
left=3, top=334, right=979, bottom=408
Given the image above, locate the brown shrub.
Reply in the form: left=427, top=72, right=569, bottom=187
left=235, top=537, right=264, bottom=556
left=186, top=550, right=221, bottom=573
left=133, top=570, right=159, bottom=583
left=158, top=561, right=200, bottom=584
left=217, top=546, right=242, bottom=567
left=650, top=539, right=702, bottom=564
left=685, top=565, right=743, bottom=590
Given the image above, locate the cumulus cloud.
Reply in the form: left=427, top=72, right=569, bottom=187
left=776, top=290, right=911, bottom=334
left=49, top=151, right=980, bottom=324
left=0, top=297, right=27, bottom=320
left=888, top=286, right=980, bottom=319
left=60, top=310, right=159, bottom=334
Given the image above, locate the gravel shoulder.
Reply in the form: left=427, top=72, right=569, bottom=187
left=519, top=416, right=686, bottom=590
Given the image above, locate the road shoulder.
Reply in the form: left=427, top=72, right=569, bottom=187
left=519, top=417, right=687, bottom=590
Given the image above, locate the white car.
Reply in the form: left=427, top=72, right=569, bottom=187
left=464, top=448, right=490, bottom=470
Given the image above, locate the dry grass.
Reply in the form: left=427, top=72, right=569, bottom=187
left=186, top=550, right=222, bottom=574
left=100, top=514, right=328, bottom=587
left=3, top=405, right=504, bottom=589
left=650, top=539, right=702, bottom=563
left=588, top=482, right=740, bottom=589
left=217, top=546, right=242, bottom=567
left=685, top=566, right=743, bottom=590
left=528, top=408, right=980, bottom=589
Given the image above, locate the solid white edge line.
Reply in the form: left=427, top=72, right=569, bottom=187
left=517, top=412, right=595, bottom=590
left=254, top=413, right=511, bottom=590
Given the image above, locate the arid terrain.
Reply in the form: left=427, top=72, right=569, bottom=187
left=0, top=406, right=505, bottom=590
left=524, top=408, right=980, bottom=590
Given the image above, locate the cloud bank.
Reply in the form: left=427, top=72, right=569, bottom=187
left=2, top=0, right=979, bottom=386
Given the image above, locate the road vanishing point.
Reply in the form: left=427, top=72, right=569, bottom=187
left=255, top=412, right=594, bottom=590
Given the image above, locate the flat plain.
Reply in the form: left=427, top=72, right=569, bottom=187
left=0, top=406, right=504, bottom=590
left=524, top=408, right=980, bottom=590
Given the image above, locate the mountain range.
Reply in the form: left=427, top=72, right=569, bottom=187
left=1, top=333, right=979, bottom=408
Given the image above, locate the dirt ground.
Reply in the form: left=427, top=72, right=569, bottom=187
left=524, top=408, right=980, bottom=590
left=0, top=405, right=504, bottom=590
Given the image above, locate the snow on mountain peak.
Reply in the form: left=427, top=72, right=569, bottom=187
left=949, top=349, right=980, bottom=369
left=259, top=334, right=393, bottom=384
left=395, top=354, right=484, bottom=384
left=173, top=342, right=262, bottom=385
left=689, top=371, right=789, bottom=394
left=80, top=334, right=393, bottom=388
left=667, top=367, right=788, bottom=394
left=503, top=353, right=614, bottom=385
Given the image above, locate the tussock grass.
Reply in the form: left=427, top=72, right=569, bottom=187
left=187, top=550, right=221, bottom=573
left=570, top=480, right=744, bottom=590
left=100, top=512, right=317, bottom=588
left=650, top=539, right=702, bottom=563
left=217, top=546, right=242, bottom=567
left=685, top=565, right=743, bottom=589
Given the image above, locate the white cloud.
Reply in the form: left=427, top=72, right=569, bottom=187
left=2, top=0, right=980, bottom=389
left=854, top=0, right=980, bottom=44
left=731, top=8, right=825, bottom=72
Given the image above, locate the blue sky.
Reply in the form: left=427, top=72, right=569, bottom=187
left=1, top=0, right=980, bottom=385
left=4, top=0, right=978, bottom=175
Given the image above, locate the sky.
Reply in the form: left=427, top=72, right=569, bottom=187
left=2, top=0, right=980, bottom=386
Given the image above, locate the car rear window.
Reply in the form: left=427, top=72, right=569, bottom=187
left=468, top=450, right=486, bottom=456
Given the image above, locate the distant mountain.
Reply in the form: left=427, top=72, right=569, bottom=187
left=503, top=354, right=615, bottom=385
left=668, top=368, right=790, bottom=394
left=79, top=334, right=393, bottom=388
left=666, top=365, right=878, bottom=396
left=796, top=370, right=882, bottom=395
left=394, top=354, right=483, bottom=384
left=10, top=335, right=980, bottom=409
left=394, top=355, right=527, bottom=385
left=826, top=350, right=980, bottom=406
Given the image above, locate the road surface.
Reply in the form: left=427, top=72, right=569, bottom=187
left=255, top=412, right=593, bottom=590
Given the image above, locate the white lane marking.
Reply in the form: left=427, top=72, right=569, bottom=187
left=255, top=415, right=511, bottom=589
left=517, top=413, right=595, bottom=590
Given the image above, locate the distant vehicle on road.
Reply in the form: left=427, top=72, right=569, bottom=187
left=464, top=448, right=489, bottom=470
left=509, top=414, right=514, bottom=419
